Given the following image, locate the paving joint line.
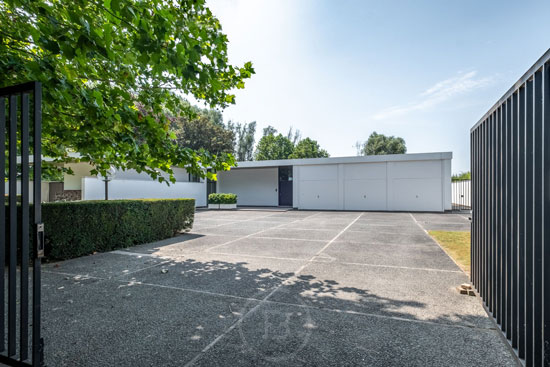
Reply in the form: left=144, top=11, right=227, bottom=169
left=111, top=249, right=463, bottom=274
left=336, top=261, right=463, bottom=273
left=266, top=227, right=342, bottom=232
left=202, top=212, right=323, bottom=253
left=247, top=235, right=327, bottom=243
left=110, top=250, right=170, bottom=259
left=409, top=213, right=469, bottom=276
left=44, top=268, right=494, bottom=332
left=196, top=212, right=287, bottom=231
left=207, top=251, right=310, bottom=262
left=42, top=269, right=107, bottom=281
left=110, top=258, right=171, bottom=277
left=117, top=276, right=496, bottom=332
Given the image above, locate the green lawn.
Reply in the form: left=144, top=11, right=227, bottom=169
left=428, top=231, right=471, bottom=274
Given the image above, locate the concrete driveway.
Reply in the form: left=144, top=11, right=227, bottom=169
left=41, top=210, right=517, bottom=366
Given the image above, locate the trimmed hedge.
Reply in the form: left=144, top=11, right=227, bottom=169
left=208, top=193, right=237, bottom=204
left=4, top=195, right=21, bottom=205
left=7, top=199, right=195, bottom=261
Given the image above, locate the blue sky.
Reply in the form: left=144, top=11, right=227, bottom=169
left=206, top=0, right=550, bottom=173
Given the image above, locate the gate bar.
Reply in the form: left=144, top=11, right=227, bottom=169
left=0, top=97, right=5, bottom=354
left=32, top=82, right=43, bottom=367
left=20, top=93, right=29, bottom=361
left=8, top=95, right=17, bottom=357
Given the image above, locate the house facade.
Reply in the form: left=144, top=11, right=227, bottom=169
left=217, top=152, right=452, bottom=212
left=52, top=152, right=452, bottom=212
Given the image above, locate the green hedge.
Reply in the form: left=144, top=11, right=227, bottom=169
left=208, top=193, right=237, bottom=204
left=4, top=195, right=21, bottom=205
left=7, top=199, right=195, bottom=261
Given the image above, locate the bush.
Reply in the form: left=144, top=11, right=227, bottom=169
left=7, top=199, right=195, bottom=261
left=4, top=195, right=21, bottom=205
left=208, top=193, right=237, bottom=204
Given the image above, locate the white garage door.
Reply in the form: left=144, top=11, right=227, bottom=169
left=298, top=165, right=339, bottom=209
left=218, top=167, right=278, bottom=206
left=296, top=160, right=445, bottom=212
left=343, top=163, right=387, bottom=210
left=388, top=161, right=443, bottom=211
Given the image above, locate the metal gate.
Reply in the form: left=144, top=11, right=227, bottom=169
left=471, top=49, right=550, bottom=366
left=0, top=82, right=44, bottom=366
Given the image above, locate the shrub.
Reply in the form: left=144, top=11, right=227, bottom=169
left=7, top=199, right=195, bottom=261
left=4, top=195, right=21, bottom=205
left=208, top=193, right=237, bottom=204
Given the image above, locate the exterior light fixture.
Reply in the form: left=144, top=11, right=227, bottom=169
left=99, top=166, right=116, bottom=200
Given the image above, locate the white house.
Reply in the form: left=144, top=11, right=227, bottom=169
left=55, top=152, right=452, bottom=212
left=217, top=152, right=452, bottom=212
left=63, top=161, right=208, bottom=206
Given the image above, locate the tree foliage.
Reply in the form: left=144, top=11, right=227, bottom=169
left=175, top=99, right=224, bottom=126
left=0, top=0, right=254, bottom=182
left=262, top=125, right=277, bottom=137
left=255, top=133, right=294, bottom=161
left=256, top=127, right=329, bottom=160
left=452, top=171, right=471, bottom=182
left=359, top=132, right=407, bottom=156
left=227, top=121, right=256, bottom=161
left=171, top=116, right=234, bottom=155
left=289, top=137, right=329, bottom=159
left=286, top=127, right=301, bottom=145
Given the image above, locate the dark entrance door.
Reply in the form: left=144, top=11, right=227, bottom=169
left=206, top=175, right=217, bottom=205
left=0, top=82, right=44, bottom=367
left=278, top=166, right=293, bottom=207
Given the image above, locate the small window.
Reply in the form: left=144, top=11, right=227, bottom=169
left=279, top=166, right=293, bottom=182
left=188, top=173, right=201, bottom=183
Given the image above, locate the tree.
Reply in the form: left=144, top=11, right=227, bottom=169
left=359, top=132, right=407, bottom=156
left=171, top=116, right=235, bottom=155
left=0, top=0, right=254, bottom=182
left=174, top=99, right=224, bottom=127
left=452, top=171, right=471, bottom=181
left=286, top=127, right=301, bottom=145
left=228, top=121, right=256, bottom=161
left=255, top=126, right=330, bottom=161
left=289, top=138, right=329, bottom=159
left=262, top=125, right=278, bottom=137
left=255, top=134, right=294, bottom=161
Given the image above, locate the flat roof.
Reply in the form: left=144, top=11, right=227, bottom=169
left=233, top=152, right=452, bottom=169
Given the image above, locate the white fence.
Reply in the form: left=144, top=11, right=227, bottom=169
left=451, top=179, right=471, bottom=210
left=81, top=177, right=206, bottom=206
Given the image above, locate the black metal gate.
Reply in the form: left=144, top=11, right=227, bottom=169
left=0, top=82, right=44, bottom=366
left=471, top=49, right=550, bottom=366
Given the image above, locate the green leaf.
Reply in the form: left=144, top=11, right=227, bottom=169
left=0, top=0, right=253, bottom=184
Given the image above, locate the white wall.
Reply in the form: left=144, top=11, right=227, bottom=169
left=65, top=164, right=196, bottom=190
left=293, top=158, right=451, bottom=212
left=82, top=177, right=206, bottom=206
left=219, top=158, right=452, bottom=211
left=443, top=159, right=452, bottom=210
left=4, top=181, right=50, bottom=203
left=114, top=167, right=192, bottom=182
left=64, top=162, right=94, bottom=190
left=217, top=167, right=278, bottom=206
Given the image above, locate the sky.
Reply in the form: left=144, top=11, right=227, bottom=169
left=204, top=0, right=550, bottom=173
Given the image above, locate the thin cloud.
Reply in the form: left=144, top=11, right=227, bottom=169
left=372, top=71, right=494, bottom=120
